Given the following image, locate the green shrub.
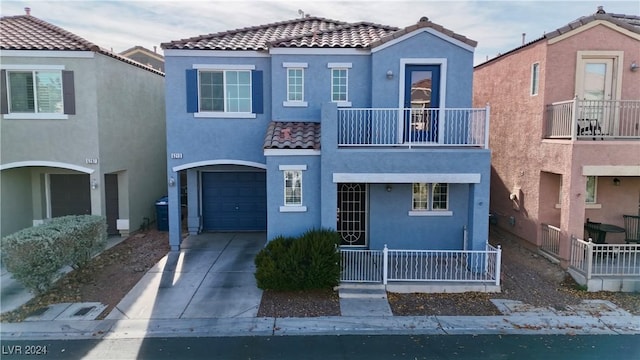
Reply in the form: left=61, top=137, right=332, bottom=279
left=1, top=215, right=107, bottom=293
left=254, top=228, right=340, bottom=291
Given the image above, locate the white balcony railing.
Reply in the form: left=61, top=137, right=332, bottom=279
left=569, top=236, right=640, bottom=279
left=337, top=107, right=489, bottom=149
left=541, top=223, right=561, bottom=257
left=340, top=244, right=501, bottom=285
left=546, top=99, right=640, bottom=140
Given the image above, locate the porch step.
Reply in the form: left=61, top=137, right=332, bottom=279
left=338, top=286, right=387, bottom=299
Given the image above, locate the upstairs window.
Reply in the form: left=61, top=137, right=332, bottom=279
left=530, top=62, right=539, bottom=96
left=1, top=66, right=75, bottom=119
left=283, top=62, right=308, bottom=107
left=200, top=70, right=251, bottom=112
left=328, top=63, right=352, bottom=107
left=186, top=65, right=263, bottom=118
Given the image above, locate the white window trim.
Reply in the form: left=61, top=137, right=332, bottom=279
left=409, top=210, right=453, bottom=217
left=283, top=62, right=308, bottom=68
left=195, top=68, right=254, bottom=116
left=530, top=62, right=539, bottom=96
left=329, top=64, right=351, bottom=107
left=194, top=112, right=256, bottom=119
left=398, top=58, right=447, bottom=109
left=3, top=113, right=68, bottom=120
left=284, top=66, right=306, bottom=106
left=4, top=67, right=66, bottom=118
left=193, top=64, right=255, bottom=70
left=409, top=183, right=451, bottom=216
left=281, top=166, right=306, bottom=212
left=2, top=64, right=65, bottom=70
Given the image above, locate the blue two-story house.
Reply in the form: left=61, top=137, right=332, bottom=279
left=161, top=15, right=492, bottom=276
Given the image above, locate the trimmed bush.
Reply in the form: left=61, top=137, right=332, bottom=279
left=1, top=215, right=107, bottom=293
left=254, top=228, right=340, bottom=291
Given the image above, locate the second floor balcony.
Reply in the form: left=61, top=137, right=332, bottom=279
left=546, top=99, right=640, bottom=140
left=337, top=107, right=489, bottom=149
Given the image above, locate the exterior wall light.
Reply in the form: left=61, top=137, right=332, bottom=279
left=613, top=177, right=621, bottom=186
left=386, top=184, right=393, bottom=192
left=386, top=70, right=393, bottom=79
left=631, top=61, right=639, bottom=72
left=91, top=179, right=98, bottom=190
left=169, top=177, right=176, bottom=187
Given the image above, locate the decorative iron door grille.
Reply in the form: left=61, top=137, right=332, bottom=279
left=337, top=183, right=367, bottom=246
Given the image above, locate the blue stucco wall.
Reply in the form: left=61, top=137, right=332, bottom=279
left=371, top=30, right=474, bottom=108
left=270, top=54, right=371, bottom=120
left=265, top=155, right=322, bottom=240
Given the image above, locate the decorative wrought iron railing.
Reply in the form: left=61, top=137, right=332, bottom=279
left=340, top=244, right=501, bottom=285
left=569, top=236, right=640, bottom=279
left=546, top=99, right=640, bottom=140
left=541, top=223, right=561, bottom=257
left=337, top=107, right=489, bottom=149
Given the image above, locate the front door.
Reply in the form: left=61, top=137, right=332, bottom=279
left=404, top=65, right=440, bottom=142
left=577, top=58, right=615, bottom=134
left=337, top=183, right=367, bottom=247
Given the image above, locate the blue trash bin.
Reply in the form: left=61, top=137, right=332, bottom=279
left=155, top=196, right=169, bottom=231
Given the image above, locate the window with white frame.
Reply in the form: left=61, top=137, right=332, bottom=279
left=7, top=69, right=64, bottom=114
left=279, top=165, right=307, bottom=212
left=284, top=170, right=302, bottom=206
left=282, top=62, right=307, bottom=107
left=1, top=66, right=75, bottom=119
left=199, top=70, right=251, bottom=113
left=328, top=63, right=352, bottom=106
left=585, top=176, right=597, bottom=204
left=410, top=183, right=450, bottom=216
left=530, top=62, right=539, bottom=96
left=287, top=68, right=304, bottom=101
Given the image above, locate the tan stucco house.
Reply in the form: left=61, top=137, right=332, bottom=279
left=473, top=7, right=639, bottom=291
left=1, top=12, right=166, bottom=237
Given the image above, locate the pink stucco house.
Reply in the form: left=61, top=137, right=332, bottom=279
left=474, top=7, right=640, bottom=291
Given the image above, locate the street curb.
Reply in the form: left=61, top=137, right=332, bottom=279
left=1, top=315, right=638, bottom=340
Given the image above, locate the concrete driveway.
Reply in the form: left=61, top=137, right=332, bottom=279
left=107, top=232, right=265, bottom=320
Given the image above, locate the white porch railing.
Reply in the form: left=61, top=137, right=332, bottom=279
left=569, top=236, right=640, bottom=279
left=337, top=107, right=489, bottom=149
left=340, top=244, right=501, bottom=286
left=545, top=99, right=640, bottom=140
left=541, top=223, right=561, bottom=257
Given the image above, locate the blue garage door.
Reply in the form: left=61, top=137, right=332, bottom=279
left=201, top=172, right=267, bottom=231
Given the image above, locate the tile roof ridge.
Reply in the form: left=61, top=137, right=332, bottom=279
left=161, top=16, right=348, bottom=49
left=2, top=14, right=99, bottom=51
left=371, top=16, right=477, bottom=49
left=268, top=21, right=399, bottom=48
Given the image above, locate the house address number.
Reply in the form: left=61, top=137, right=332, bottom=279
left=85, top=158, right=98, bottom=164
left=170, top=153, right=183, bottom=159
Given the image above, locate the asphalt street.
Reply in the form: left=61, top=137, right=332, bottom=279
left=2, top=334, right=639, bottom=360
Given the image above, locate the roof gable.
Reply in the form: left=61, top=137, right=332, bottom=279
left=371, top=16, right=477, bottom=51
left=269, top=22, right=399, bottom=49
left=0, top=14, right=164, bottom=76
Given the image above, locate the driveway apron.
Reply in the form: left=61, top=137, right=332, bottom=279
left=106, top=233, right=265, bottom=320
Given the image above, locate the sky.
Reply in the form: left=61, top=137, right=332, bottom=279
left=0, top=0, right=638, bottom=65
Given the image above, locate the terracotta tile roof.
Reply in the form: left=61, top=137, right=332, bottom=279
left=264, top=121, right=321, bottom=150
left=0, top=14, right=98, bottom=51
left=371, top=16, right=477, bottom=48
left=163, top=16, right=474, bottom=51
left=545, top=12, right=640, bottom=40
left=476, top=8, right=640, bottom=68
left=270, top=22, right=399, bottom=48
left=161, top=16, right=348, bottom=50
left=0, top=15, right=164, bottom=76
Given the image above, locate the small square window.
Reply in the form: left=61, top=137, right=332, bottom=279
left=412, top=183, right=449, bottom=211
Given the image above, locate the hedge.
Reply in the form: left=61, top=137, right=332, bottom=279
left=1, top=215, right=107, bottom=293
left=254, top=228, right=341, bottom=291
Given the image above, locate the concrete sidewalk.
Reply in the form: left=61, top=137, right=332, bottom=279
left=2, top=232, right=639, bottom=340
